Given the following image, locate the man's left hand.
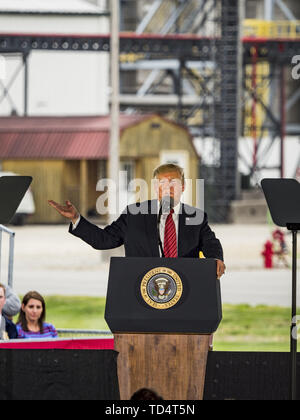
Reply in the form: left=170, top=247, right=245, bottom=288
left=216, top=260, right=226, bottom=280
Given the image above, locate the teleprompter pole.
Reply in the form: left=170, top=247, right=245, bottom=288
left=262, top=179, right=300, bottom=401
left=290, top=227, right=298, bottom=400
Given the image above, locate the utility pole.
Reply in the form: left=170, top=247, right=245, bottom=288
left=109, top=0, right=120, bottom=223
left=23, top=53, right=29, bottom=116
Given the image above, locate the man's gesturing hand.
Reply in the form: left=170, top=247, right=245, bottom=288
left=48, top=200, right=79, bottom=224
left=216, top=259, right=226, bottom=280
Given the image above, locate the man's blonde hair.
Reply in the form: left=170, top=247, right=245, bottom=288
left=153, top=163, right=185, bottom=184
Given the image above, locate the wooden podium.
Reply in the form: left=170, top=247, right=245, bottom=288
left=105, top=257, right=222, bottom=401
left=114, top=333, right=210, bottom=400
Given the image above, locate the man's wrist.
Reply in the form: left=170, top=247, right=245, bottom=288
left=71, top=214, right=80, bottom=226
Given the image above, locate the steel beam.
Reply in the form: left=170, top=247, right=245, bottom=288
left=118, top=94, right=210, bottom=106
left=136, top=0, right=163, bottom=34
left=0, top=34, right=300, bottom=65
left=275, top=0, right=297, bottom=21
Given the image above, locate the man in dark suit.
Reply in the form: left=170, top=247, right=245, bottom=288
left=0, top=283, right=18, bottom=340
left=49, top=164, right=225, bottom=279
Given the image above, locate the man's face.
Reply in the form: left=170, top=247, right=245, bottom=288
left=155, top=170, right=185, bottom=206
left=0, top=287, right=6, bottom=314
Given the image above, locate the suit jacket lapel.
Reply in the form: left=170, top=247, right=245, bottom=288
left=178, top=204, right=189, bottom=257
left=145, top=200, right=160, bottom=257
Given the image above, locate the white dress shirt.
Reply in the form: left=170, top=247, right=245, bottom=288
left=72, top=215, right=81, bottom=230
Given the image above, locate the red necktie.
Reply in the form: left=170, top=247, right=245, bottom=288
left=164, top=209, right=177, bottom=258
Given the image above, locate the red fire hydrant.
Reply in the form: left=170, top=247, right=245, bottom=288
left=262, top=240, right=274, bottom=269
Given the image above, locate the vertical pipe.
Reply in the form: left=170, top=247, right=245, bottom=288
left=23, top=53, right=29, bottom=116
left=291, top=230, right=298, bottom=400
left=0, top=229, right=2, bottom=284
left=109, top=0, right=120, bottom=223
left=8, top=232, right=15, bottom=288
left=251, top=46, right=258, bottom=172
left=80, top=159, right=88, bottom=218
left=264, top=0, right=274, bottom=20
left=280, top=66, right=286, bottom=178
left=177, top=59, right=184, bottom=123
left=236, top=0, right=245, bottom=200
left=0, top=226, right=15, bottom=288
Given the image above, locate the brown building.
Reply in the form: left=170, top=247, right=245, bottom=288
left=0, top=114, right=199, bottom=224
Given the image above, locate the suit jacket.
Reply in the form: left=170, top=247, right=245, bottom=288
left=70, top=200, right=224, bottom=261
left=6, top=317, right=18, bottom=339
left=0, top=315, right=18, bottom=340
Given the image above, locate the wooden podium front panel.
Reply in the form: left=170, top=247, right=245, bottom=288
left=114, top=333, right=210, bottom=401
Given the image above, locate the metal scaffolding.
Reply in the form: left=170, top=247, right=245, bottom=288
left=243, top=16, right=300, bottom=182
left=0, top=0, right=299, bottom=221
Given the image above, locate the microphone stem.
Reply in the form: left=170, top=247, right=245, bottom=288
left=157, top=205, right=165, bottom=257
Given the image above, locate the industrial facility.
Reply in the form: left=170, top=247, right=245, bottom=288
left=0, top=0, right=299, bottom=222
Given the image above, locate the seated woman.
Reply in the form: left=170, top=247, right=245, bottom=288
left=16, top=291, right=58, bottom=339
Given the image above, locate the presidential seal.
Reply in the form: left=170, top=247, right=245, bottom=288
left=140, top=267, right=183, bottom=310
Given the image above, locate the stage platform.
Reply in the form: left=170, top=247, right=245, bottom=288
left=0, top=339, right=298, bottom=400
left=0, top=338, right=119, bottom=400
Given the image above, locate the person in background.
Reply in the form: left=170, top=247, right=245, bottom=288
left=16, top=291, right=58, bottom=339
left=272, top=229, right=289, bottom=268
left=0, top=283, right=18, bottom=340
left=3, top=285, right=21, bottom=319
left=131, top=388, right=163, bottom=401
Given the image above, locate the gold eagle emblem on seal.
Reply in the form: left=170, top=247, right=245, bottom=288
left=140, top=267, right=183, bottom=310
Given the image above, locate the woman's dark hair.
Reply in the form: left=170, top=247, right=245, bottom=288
left=17, top=291, right=46, bottom=333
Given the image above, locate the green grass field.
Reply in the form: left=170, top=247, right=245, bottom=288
left=214, top=304, right=293, bottom=352
left=22, top=296, right=296, bottom=352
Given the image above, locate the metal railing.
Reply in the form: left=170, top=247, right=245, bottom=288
left=244, top=19, right=300, bottom=40
left=57, top=329, right=113, bottom=338
left=0, top=225, right=15, bottom=288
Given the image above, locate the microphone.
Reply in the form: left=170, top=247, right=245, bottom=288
left=157, top=196, right=174, bottom=257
